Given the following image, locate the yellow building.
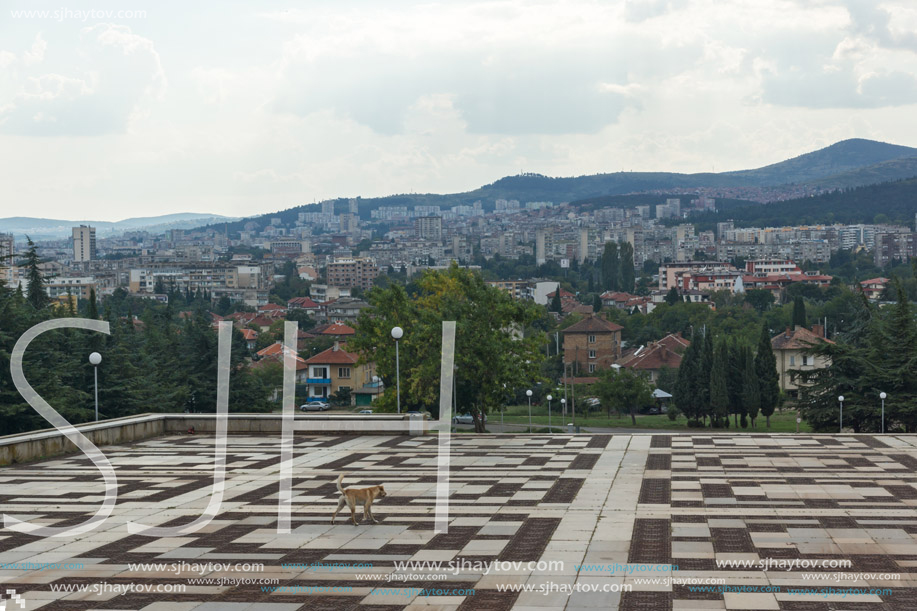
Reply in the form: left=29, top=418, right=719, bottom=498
left=771, top=325, right=833, bottom=396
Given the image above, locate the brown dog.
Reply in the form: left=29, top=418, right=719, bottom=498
left=331, top=473, right=387, bottom=526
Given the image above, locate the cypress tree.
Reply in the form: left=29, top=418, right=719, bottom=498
left=792, top=296, right=807, bottom=328
left=601, top=242, right=619, bottom=291
left=87, top=287, right=99, bottom=320
left=710, top=339, right=730, bottom=427
left=727, top=338, right=745, bottom=427
left=619, top=242, right=635, bottom=293
left=698, top=329, right=713, bottom=425
left=550, top=285, right=562, bottom=313
left=743, top=349, right=760, bottom=427
left=755, top=322, right=780, bottom=427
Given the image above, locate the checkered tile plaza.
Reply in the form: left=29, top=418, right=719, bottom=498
left=3, top=433, right=917, bottom=610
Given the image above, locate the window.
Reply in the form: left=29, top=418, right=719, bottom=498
left=338, top=367, right=351, bottom=378
left=789, top=356, right=795, bottom=366
left=589, top=350, right=596, bottom=359
left=588, top=363, right=596, bottom=373
left=588, top=335, right=596, bottom=344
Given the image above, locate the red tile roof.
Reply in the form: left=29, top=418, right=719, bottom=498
left=657, top=333, right=690, bottom=353
left=288, top=296, right=321, bottom=309
left=315, top=322, right=356, bottom=336
left=258, top=303, right=286, bottom=312
left=771, top=326, right=835, bottom=351
left=240, top=328, right=258, bottom=340
left=561, top=314, right=623, bottom=334
left=304, top=344, right=359, bottom=365
left=619, top=343, right=683, bottom=371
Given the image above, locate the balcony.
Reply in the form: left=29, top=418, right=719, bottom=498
left=306, top=378, right=331, bottom=385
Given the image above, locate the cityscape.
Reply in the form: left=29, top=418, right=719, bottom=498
left=3, top=0, right=917, bottom=609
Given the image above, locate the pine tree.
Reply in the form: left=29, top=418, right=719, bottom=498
left=24, top=238, right=49, bottom=310
left=592, top=294, right=602, bottom=312
left=742, top=349, right=760, bottom=427
left=792, top=296, right=807, bottom=328
left=755, top=322, right=780, bottom=427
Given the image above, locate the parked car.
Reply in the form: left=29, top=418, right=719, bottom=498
left=452, top=412, right=485, bottom=424
left=300, top=401, right=330, bottom=412
left=359, top=409, right=373, bottom=414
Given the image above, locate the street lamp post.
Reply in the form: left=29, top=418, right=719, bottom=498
left=547, top=394, right=553, bottom=433
left=391, top=327, right=403, bottom=413
left=560, top=398, right=566, bottom=425
left=89, top=352, right=102, bottom=421
left=880, top=392, right=887, bottom=433
left=838, top=395, right=844, bottom=433
left=526, top=389, right=533, bottom=433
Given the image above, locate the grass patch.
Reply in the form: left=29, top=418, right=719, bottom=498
left=495, top=405, right=811, bottom=433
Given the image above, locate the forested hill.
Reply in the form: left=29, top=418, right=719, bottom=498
left=698, top=178, right=917, bottom=228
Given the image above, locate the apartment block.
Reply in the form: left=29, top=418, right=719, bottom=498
left=72, top=226, right=96, bottom=262
left=325, top=257, right=378, bottom=291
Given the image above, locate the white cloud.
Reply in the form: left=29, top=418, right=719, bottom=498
left=23, top=33, right=46, bottom=66
left=2, top=0, right=917, bottom=220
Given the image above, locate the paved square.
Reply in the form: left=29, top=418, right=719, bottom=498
left=1, top=433, right=917, bottom=610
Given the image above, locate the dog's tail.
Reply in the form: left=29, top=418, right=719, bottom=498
left=336, top=473, right=346, bottom=495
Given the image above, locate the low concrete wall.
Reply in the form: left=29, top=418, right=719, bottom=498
left=0, top=413, right=429, bottom=466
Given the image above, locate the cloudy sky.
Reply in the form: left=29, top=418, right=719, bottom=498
left=2, top=0, right=917, bottom=221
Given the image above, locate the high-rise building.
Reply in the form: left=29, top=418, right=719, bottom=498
left=0, top=233, right=13, bottom=263
left=72, top=226, right=96, bottom=262
left=414, top=216, right=443, bottom=241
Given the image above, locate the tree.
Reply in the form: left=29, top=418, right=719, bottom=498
left=349, top=263, right=544, bottom=431
left=744, top=289, right=775, bottom=312
left=594, top=366, right=653, bottom=425
left=619, top=242, right=635, bottom=293
left=697, top=329, right=713, bottom=424
left=24, top=238, right=49, bottom=310
left=709, top=339, right=730, bottom=427
left=86, top=287, right=99, bottom=320
left=742, top=349, right=760, bottom=427
left=550, top=285, right=562, bottom=313
left=664, top=286, right=681, bottom=306
left=792, top=296, right=807, bottom=328
left=601, top=242, right=619, bottom=291
left=755, top=322, right=780, bottom=427
left=674, top=330, right=702, bottom=425
left=727, top=340, right=746, bottom=427
left=592, top=294, right=602, bottom=313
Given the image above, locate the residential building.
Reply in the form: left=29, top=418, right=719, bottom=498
left=860, top=277, right=890, bottom=301
left=874, top=232, right=917, bottom=267
left=487, top=280, right=532, bottom=300
left=326, top=257, right=378, bottom=291
left=771, top=325, right=833, bottom=396
left=414, top=216, right=443, bottom=241
left=302, top=343, right=374, bottom=405
left=72, top=226, right=96, bottom=262
left=561, top=314, right=623, bottom=375
left=0, top=233, right=13, bottom=263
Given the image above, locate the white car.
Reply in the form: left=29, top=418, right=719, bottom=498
left=359, top=409, right=373, bottom=414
